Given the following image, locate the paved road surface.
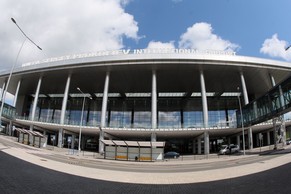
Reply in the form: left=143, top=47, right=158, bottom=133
left=1, top=134, right=291, bottom=194
left=1, top=150, right=291, bottom=194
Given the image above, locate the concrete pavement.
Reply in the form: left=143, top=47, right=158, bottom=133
left=1, top=134, right=291, bottom=184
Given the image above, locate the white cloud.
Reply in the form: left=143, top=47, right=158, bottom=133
left=0, top=0, right=139, bottom=71
left=172, top=0, right=183, bottom=3
left=146, top=41, right=175, bottom=49
left=260, top=34, right=291, bottom=61
left=178, top=22, right=239, bottom=51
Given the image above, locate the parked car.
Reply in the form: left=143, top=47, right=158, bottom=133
left=286, top=139, right=291, bottom=145
left=219, top=144, right=240, bottom=155
left=164, top=151, right=180, bottom=159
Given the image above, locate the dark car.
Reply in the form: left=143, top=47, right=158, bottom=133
left=164, top=151, right=180, bottom=159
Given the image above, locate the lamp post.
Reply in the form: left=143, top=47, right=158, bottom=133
left=0, top=18, right=42, bottom=129
left=286, top=45, right=291, bottom=51
left=237, top=87, right=246, bottom=155
left=77, top=87, right=92, bottom=155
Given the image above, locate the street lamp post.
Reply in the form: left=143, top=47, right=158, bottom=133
left=286, top=45, right=290, bottom=51
left=237, top=87, right=246, bottom=155
left=0, top=18, right=42, bottom=129
left=77, top=87, right=92, bottom=155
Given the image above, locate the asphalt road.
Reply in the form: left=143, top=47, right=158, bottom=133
left=1, top=150, right=291, bottom=194
left=2, top=135, right=289, bottom=174
left=32, top=151, right=285, bottom=173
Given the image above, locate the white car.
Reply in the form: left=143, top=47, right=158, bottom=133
left=219, top=144, right=240, bottom=155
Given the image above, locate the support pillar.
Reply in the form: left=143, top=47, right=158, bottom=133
left=13, top=79, right=21, bottom=107
left=240, top=72, right=249, bottom=105
left=193, top=139, right=196, bottom=154
left=71, top=134, right=76, bottom=149
left=237, top=135, right=240, bottom=147
left=151, top=70, right=157, bottom=142
left=60, top=74, right=71, bottom=125
left=58, top=74, right=71, bottom=148
left=197, top=138, right=201, bottom=154
left=270, top=74, right=276, bottom=87
left=200, top=70, right=208, bottom=128
left=267, top=131, right=271, bottom=145
left=151, top=133, right=156, bottom=142
left=151, top=70, right=157, bottom=129
left=101, top=72, right=110, bottom=128
left=256, top=133, right=260, bottom=147
left=43, top=130, right=47, bottom=148
left=31, top=76, right=42, bottom=121
left=58, top=128, right=63, bottom=148
left=0, top=82, right=6, bottom=101
left=248, top=128, right=253, bottom=149
left=204, top=131, right=209, bottom=155
left=100, top=72, right=110, bottom=154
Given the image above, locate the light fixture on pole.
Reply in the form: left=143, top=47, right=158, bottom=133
left=237, top=87, right=246, bottom=155
left=77, top=87, right=92, bottom=155
left=286, top=45, right=291, bottom=51
left=0, top=18, right=42, bottom=129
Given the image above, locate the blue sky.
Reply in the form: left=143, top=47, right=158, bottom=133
left=0, top=0, right=291, bottom=72
left=123, top=0, right=291, bottom=60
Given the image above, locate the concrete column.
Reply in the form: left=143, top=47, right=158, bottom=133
left=197, top=138, right=201, bottom=154
left=267, top=131, right=271, bottom=145
left=280, top=120, right=286, bottom=146
left=99, top=130, right=104, bottom=154
left=248, top=128, right=253, bottom=149
left=270, top=74, right=276, bottom=87
left=58, top=128, right=63, bottom=148
left=253, top=101, right=258, bottom=120
left=204, top=131, right=209, bottom=155
left=71, top=134, right=76, bottom=149
left=193, top=139, right=196, bottom=154
left=151, top=132, right=157, bottom=142
left=57, top=74, right=71, bottom=148
left=151, top=70, right=157, bottom=129
left=60, top=74, right=71, bottom=125
left=279, top=85, right=285, bottom=109
left=8, top=120, right=12, bottom=136
left=0, top=82, right=6, bottom=101
left=13, top=80, right=21, bottom=107
left=101, top=72, right=110, bottom=128
left=31, top=76, right=42, bottom=121
left=237, top=135, right=240, bottom=147
left=99, top=72, right=110, bottom=154
left=43, top=130, right=47, bottom=148
left=200, top=70, right=208, bottom=128
left=240, top=72, right=249, bottom=105
left=256, top=133, right=260, bottom=147
left=273, top=119, right=278, bottom=149
left=29, top=125, right=34, bottom=145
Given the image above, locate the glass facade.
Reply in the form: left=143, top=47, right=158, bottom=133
left=238, top=75, right=291, bottom=127
left=27, top=94, right=238, bottom=129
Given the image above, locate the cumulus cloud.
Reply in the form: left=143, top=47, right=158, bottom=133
left=260, top=34, right=291, bottom=61
left=172, top=0, right=183, bottom=3
left=146, top=41, right=175, bottom=49
left=0, top=0, right=139, bottom=71
left=178, top=22, right=239, bottom=51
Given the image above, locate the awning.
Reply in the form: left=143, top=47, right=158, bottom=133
left=101, top=140, right=165, bottom=147
left=14, top=128, right=45, bottom=138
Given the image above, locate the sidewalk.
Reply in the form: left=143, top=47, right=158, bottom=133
left=1, top=134, right=291, bottom=184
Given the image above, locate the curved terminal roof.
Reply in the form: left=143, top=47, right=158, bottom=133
left=1, top=49, right=291, bottom=100
left=1, top=49, right=291, bottom=75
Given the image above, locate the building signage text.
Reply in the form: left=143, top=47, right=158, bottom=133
left=22, top=49, right=236, bottom=67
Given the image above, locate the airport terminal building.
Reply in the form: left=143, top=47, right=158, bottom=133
left=1, top=49, right=291, bottom=155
